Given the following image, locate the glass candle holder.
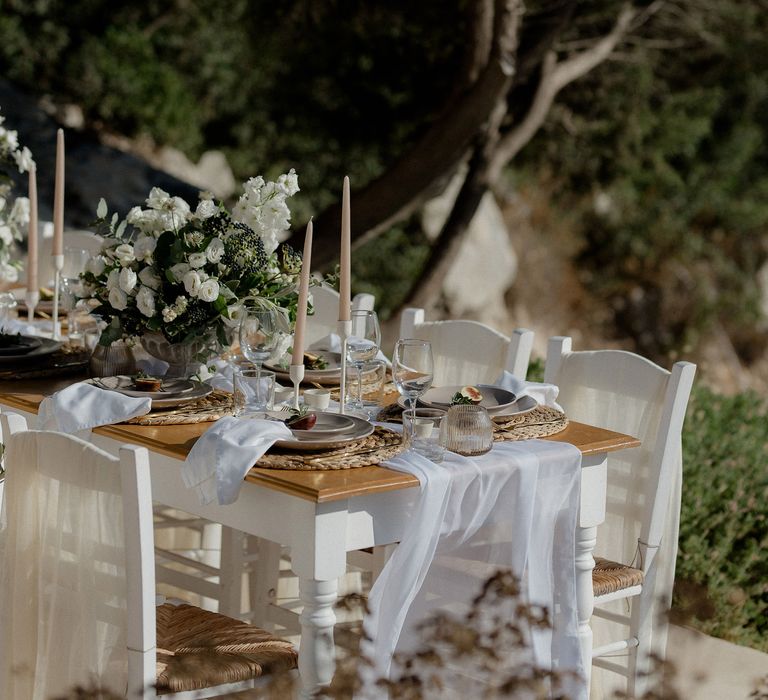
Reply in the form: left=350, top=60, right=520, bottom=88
left=445, top=404, right=494, bottom=456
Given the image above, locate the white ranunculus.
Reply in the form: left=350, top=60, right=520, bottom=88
left=114, top=243, right=135, bottom=266
left=146, top=187, right=171, bottom=210
left=205, top=238, right=225, bottom=264
left=188, top=252, right=207, bottom=269
left=138, top=266, right=162, bottom=290
left=183, top=270, right=203, bottom=297
left=0, top=225, right=13, bottom=246
left=195, top=198, right=217, bottom=220
left=106, top=268, right=120, bottom=291
left=86, top=256, right=106, bottom=277
left=108, top=287, right=128, bottom=311
left=169, top=262, right=190, bottom=283
left=136, top=286, right=156, bottom=317
left=198, top=278, right=220, bottom=303
left=133, top=235, right=157, bottom=262
left=118, top=267, right=137, bottom=294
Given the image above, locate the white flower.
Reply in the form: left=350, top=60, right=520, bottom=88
left=198, top=278, right=220, bottom=303
left=9, top=197, right=29, bottom=227
left=138, top=266, right=162, bottom=290
left=222, top=303, right=245, bottom=327
left=13, top=146, right=34, bottom=173
left=106, top=268, right=120, bottom=291
left=1, top=128, right=19, bottom=151
left=136, top=286, right=156, bottom=317
left=0, top=225, right=13, bottom=247
left=0, top=262, right=18, bottom=283
left=108, top=287, right=128, bottom=311
left=146, top=187, right=171, bottom=210
left=277, top=168, right=299, bottom=197
left=86, top=256, right=106, bottom=277
left=174, top=295, right=188, bottom=312
left=126, top=206, right=144, bottom=224
left=205, top=237, right=225, bottom=263
left=271, top=332, right=293, bottom=364
left=195, top=199, right=217, bottom=220
left=133, top=235, right=157, bottom=262
left=169, top=262, right=190, bottom=282
left=183, top=270, right=203, bottom=297
left=188, top=252, right=207, bottom=269
left=162, top=307, right=177, bottom=322
left=114, top=243, right=135, bottom=266
left=118, top=267, right=137, bottom=294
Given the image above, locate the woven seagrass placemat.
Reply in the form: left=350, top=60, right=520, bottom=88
left=256, top=426, right=405, bottom=471
left=0, top=343, right=90, bottom=380
left=122, top=389, right=234, bottom=425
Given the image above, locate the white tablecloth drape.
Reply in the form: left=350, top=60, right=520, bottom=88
left=362, top=439, right=585, bottom=699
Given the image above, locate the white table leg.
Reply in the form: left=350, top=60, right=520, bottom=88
left=575, top=524, right=597, bottom=691
left=297, top=577, right=339, bottom=697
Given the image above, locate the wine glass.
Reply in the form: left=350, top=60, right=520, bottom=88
left=347, top=310, right=381, bottom=411
left=239, top=307, right=281, bottom=372
left=392, top=339, right=434, bottom=411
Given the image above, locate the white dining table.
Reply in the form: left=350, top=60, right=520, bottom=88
left=0, top=378, right=640, bottom=698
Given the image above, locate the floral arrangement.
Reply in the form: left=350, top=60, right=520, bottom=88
left=80, top=170, right=303, bottom=357
left=0, top=108, right=34, bottom=283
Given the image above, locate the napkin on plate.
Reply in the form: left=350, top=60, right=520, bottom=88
left=494, top=370, right=563, bottom=411
left=309, top=333, right=391, bottom=365
left=38, top=382, right=152, bottom=435
left=183, top=416, right=292, bottom=505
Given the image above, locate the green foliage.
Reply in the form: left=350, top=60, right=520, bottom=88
left=676, top=385, right=768, bottom=650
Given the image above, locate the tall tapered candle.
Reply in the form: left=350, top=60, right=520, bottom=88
left=27, top=165, right=38, bottom=293
left=292, top=219, right=313, bottom=364
left=52, top=128, right=64, bottom=257
left=338, top=175, right=351, bottom=321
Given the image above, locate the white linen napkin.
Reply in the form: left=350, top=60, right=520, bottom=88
left=38, top=382, right=152, bottom=434
left=309, top=333, right=391, bottom=364
left=182, top=416, right=292, bottom=505
left=494, top=370, right=563, bottom=411
left=0, top=318, right=56, bottom=338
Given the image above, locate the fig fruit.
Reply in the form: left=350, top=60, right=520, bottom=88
left=286, top=412, right=317, bottom=430
left=460, top=386, right=483, bottom=403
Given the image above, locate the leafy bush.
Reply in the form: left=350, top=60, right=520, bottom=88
left=675, top=385, right=768, bottom=651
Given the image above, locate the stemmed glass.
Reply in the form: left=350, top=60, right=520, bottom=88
left=346, top=310, right=381, bottom=411
left=392, top=339, right=434, bottom=411
left=239, top=306, right=281, bottom=372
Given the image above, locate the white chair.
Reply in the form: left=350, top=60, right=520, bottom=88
left=0, top=413, right=297, bottom=699
left=399, top=307, right=534, bottom=383
left=544, top=337, right=696, bottom=698
left=306, top=284, right=375, bottom=347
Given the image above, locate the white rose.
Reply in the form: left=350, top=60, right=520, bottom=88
left=114, top=243, right=135, bottom=266
left=138, top=266, right=162, bottom=290
left=198, top=278, right=220, bottom=303
left=169, top=262, right=190, bottom=282
left=118, top=267, right=137, bottom=294
left=188, top=252, right=207, bottom=269
left=205, top=237, right=225, bottom=264
left=195, top=199, right=217, bottom=220
left=133, top=235, right=157, bottom=262
left=183, top=270, right=203, bottom=297
left=108, top=287, right=128, bottom=311
left=136, top=286, right=156, bottom=317
left=86, top=256, right=106, bottom=277
left=106, top=268, right=120, bottom=291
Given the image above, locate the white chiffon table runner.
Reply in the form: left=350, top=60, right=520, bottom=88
left=362, top=438, right=585, bottom=699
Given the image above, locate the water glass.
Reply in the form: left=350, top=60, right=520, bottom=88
left=0, top=292, right=18, bottom=325
left=345, top=358, right=387, bottom=418
left=347, top=310, right=381, bottom=411
left=233, top=368, right=276, bottom=416
left=393, top=339, right=433, bottom=411
left=240, top=307, right=281, bottom=368
left=444, top=404, right=494, bottom=456
left=403, top=407, right=448, bottom=463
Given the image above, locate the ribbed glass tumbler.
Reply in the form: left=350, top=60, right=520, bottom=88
left=445, top=404, right=494, bottom=456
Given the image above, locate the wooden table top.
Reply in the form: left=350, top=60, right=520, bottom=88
left=0, top=378, right=640, bottom=504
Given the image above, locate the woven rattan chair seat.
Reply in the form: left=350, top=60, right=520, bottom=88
left=155, top=603, right=297, bottom=693
left=592, top=557, right=644, bottom=597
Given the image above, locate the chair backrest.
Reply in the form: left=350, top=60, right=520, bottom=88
left=306, top=284, right=376, bottom=347
left=544, top=337, right=695, bottom=576
left=0, top=413, right=155, bottom=698
left=398, top=307, right=534, bottom=385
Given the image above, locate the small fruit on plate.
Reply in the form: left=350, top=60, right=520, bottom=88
left=286, top=407, right=317, bottom=430
left=450, top=385, right=483, bottom=405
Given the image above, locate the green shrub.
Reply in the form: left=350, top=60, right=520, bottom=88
left=675, top=385, right=768, bottom=650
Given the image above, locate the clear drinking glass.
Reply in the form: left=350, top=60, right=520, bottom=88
left=392, top=339, right=434, bottom=411
left=346, top=310, right=381, bottom=411
left=403, top=407, right=448, bottom=463
left=233, top=367, right=276, bottom=416
left=239, top=307, right=281, bottom=386
left=345, top=358, right=387, bottom=419
left=444, top=404, right=494, bottom=456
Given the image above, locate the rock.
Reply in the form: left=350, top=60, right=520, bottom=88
left=420, top=169, right=517, bottom=326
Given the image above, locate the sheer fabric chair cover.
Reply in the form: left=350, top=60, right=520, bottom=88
left=545, top=339, right=694, bottom=698
left=0, top=431, right=130, bottom=698
left=399, top=307, right=534, bottom=384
